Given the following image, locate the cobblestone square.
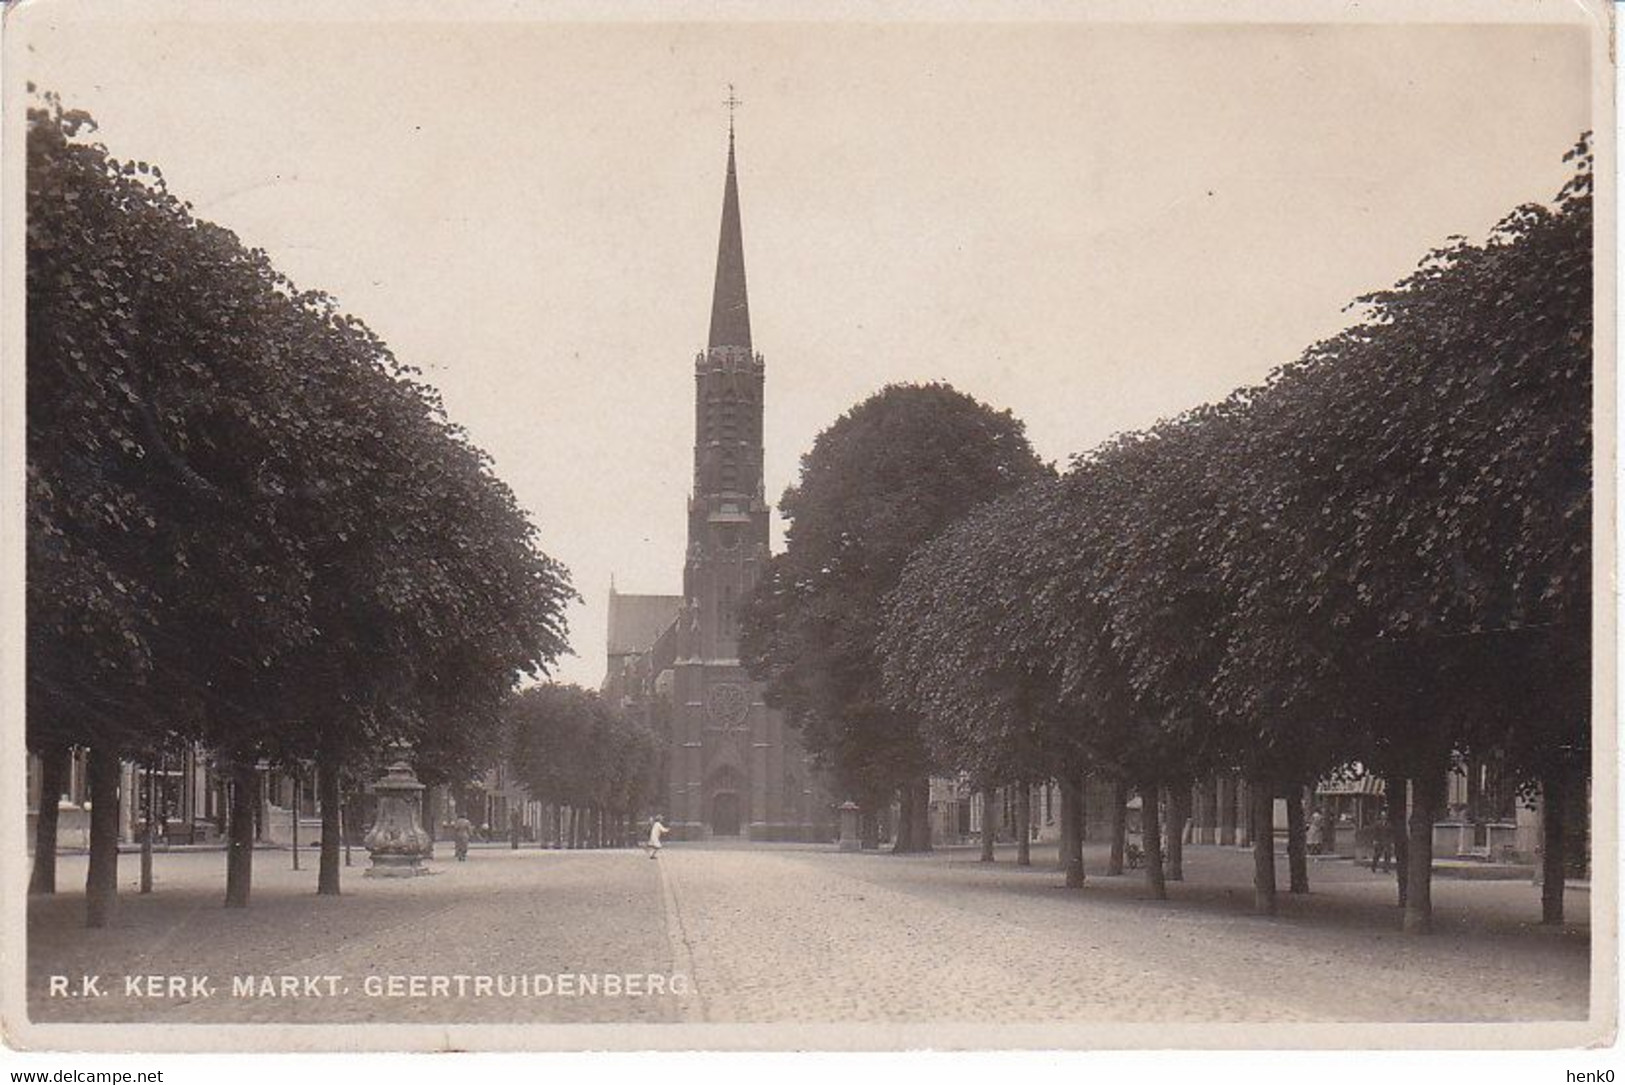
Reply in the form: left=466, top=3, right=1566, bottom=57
left=26, top=841, right=1589, bottom=1027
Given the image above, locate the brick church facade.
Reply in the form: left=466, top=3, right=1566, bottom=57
left=601, top=128, right=834, bottom=842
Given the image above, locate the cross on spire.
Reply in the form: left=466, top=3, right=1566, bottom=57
left=724, top=83, right=743, bottom=139
left=709, top=87, right=751, bottom=351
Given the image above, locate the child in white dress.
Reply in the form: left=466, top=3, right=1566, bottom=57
left=645, top=817, right=669, bottom=859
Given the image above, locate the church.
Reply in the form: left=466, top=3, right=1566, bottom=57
left=601, top=122, right=833, bottom=843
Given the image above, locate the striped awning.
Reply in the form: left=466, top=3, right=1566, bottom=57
left=1316, top=776, right=1385, bottom=796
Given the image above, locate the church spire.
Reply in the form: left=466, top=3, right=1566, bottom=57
left=707, top=104, right=751, bottom=352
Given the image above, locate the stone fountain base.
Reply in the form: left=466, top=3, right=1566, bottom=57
left=363, top=853, right=432, bottom=878
left=363, top=753, right=434, bottom=879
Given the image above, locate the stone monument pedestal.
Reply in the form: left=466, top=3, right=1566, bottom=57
left=364, top=755, right=433, bottom=878
left=838, top=801, right=862, bottom=852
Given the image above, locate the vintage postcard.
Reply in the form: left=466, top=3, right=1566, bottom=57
left=1, top=0, right=1615, bottom=1059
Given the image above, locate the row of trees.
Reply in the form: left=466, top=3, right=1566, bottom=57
left=27, top=93, right=576, bottom=925
left=504, top=683, right=663, bottom=848
left=749, top=137, right=1593, bottom=933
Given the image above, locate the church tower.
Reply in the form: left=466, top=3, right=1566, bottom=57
left=683, top=124, right=768, bottom=658
left=660, top=119, right=826, bottom=841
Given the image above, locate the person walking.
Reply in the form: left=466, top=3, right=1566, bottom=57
left=645, top=816, right=670, bottom=859
left=1370, top=811, right=1394, bottom=873
left=452, top=814, right=473, bottom=862
left=1307, top=809, right=1326, bottom=856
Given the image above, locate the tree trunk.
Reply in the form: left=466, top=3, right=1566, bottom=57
left=1140, top=782, right=1166, bottom=899
left=290, top=774, right=301, bottom=871
left=225, top=759, right=257, bottom=909
left=1385, top=773, right=1409, bottom=907
left=893, top=787, right=912, bottom=852
left=1107, top=781, right=1127, bottom=875
left=1014, top=782, right=1031, bottom=867
left=85, top=746, right=122, bottom=929
left=30, top=745, right=69, bottom=895
left=140, top=761, right=155, bottom=894
left=980, top=787, right=997, bottom=862
left=1164, top=785, right=1186, bottom=881
left=1216, top=773, right=1236, bottom=846
left=318, top=756, right=342, bottom=896
left=1250, top=779, right=1276, bottom=916
left=1061, top=774, right=1085, bottom=887
left=1198, top=777, right=1218, bottom=844
left=1542, top=769, right=1565, bottom=924
left=911, top=777, right=932, bottom=852
left=893, top=784, right=917, bottom=853
left=1404, top=765, right=1444, bottom=934
left=1286, top=784, right=1309, bottom=894
left=1057, top=781, right=1073, bottom=874
left=342, top=798, right=353, bottom=867
left=1235, top=777, right=1252, bottom=848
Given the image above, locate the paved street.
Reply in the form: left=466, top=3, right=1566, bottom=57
left=26, top=841, right=1589, bottom=1025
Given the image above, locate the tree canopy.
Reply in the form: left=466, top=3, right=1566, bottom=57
left=741, top=382, right=1049, bottom=844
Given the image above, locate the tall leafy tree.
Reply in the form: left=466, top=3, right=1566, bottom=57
left=742, top=382, right=1047, bottom=851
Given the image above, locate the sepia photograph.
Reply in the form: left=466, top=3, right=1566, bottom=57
left=1, top=0, right=1615, bottom=1061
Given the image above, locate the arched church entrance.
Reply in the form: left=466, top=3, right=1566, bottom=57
left=710, top=792, right=742, bottom=836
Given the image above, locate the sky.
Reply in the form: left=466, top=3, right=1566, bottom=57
left=16, top=5, right=1594, bottom=688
